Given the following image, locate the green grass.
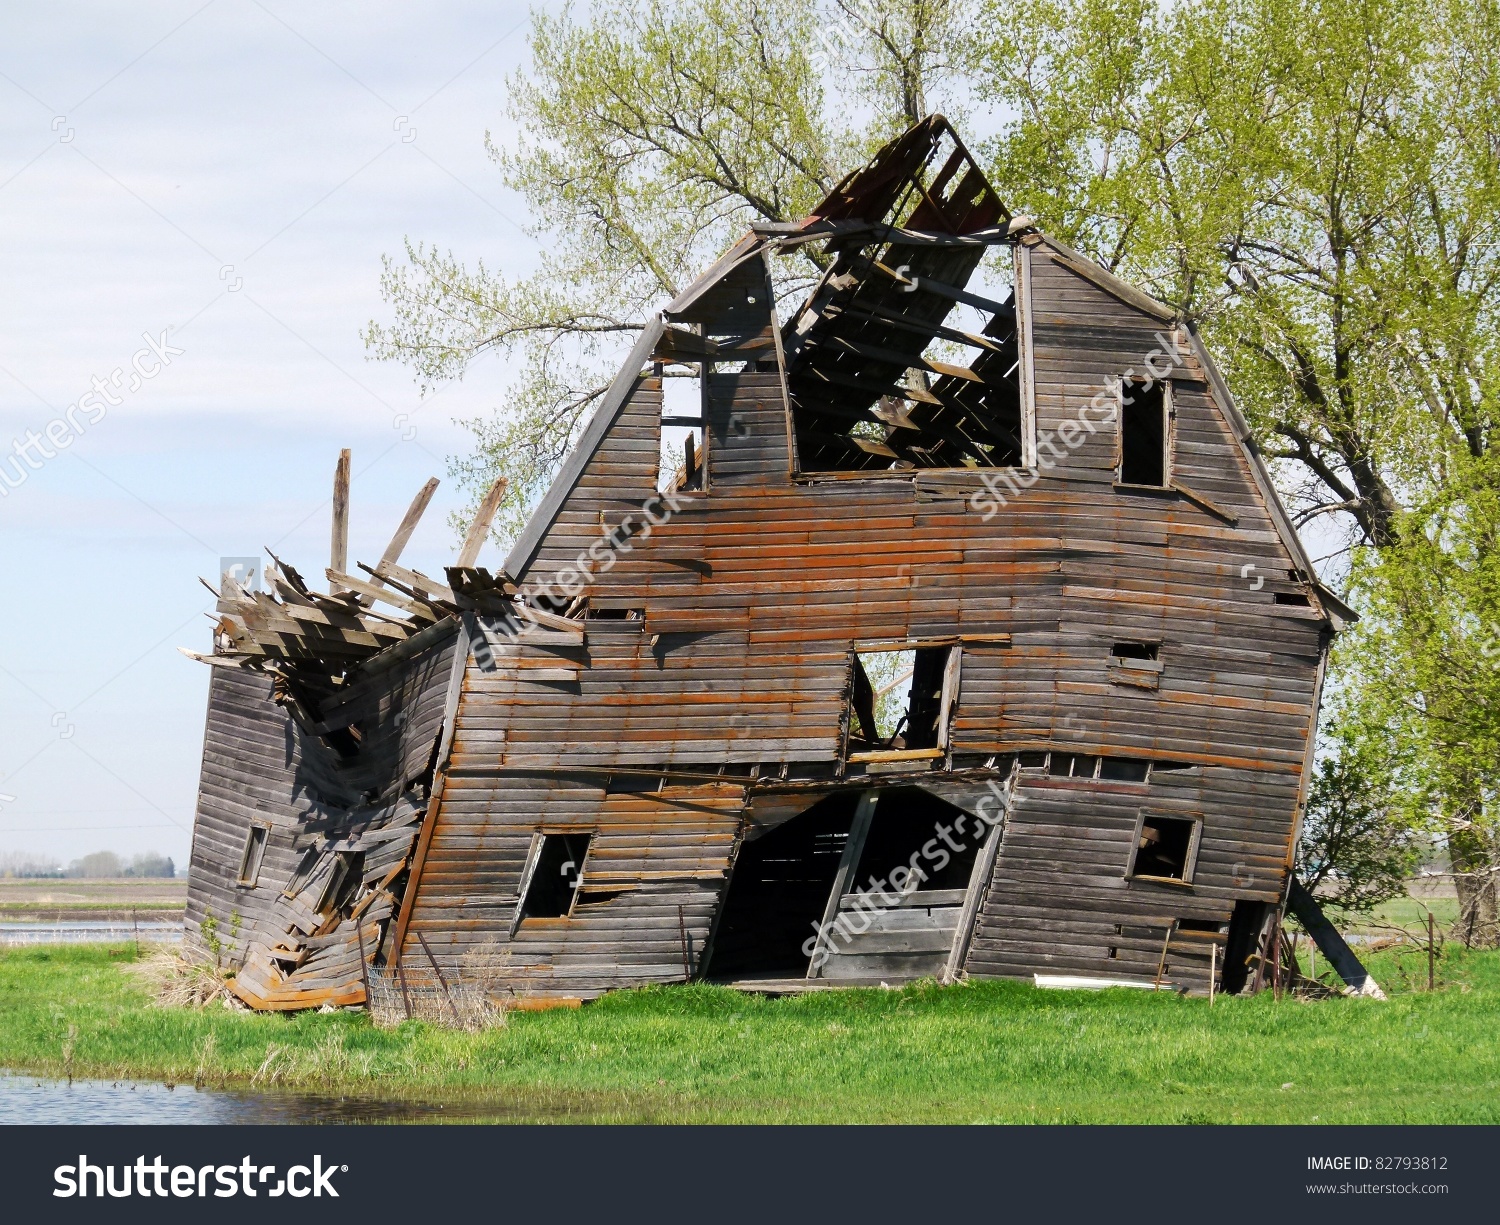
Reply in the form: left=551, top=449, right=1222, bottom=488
left=1, top=944, right=1497, bottom=1123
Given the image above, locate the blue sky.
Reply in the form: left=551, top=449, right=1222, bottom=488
left=0, top=2, right=555, bottom=866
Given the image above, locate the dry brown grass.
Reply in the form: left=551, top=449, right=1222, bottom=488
left=366, top=940, right=512, bottom=1030
left=125, top=947, right=243, bottom=1010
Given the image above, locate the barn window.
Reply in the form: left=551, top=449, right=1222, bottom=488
left=1099, top=757, right=1150, bottom=782
left=1109, top=642, right=1164, bottom=690
left=1048, top=753, right=1099, bottom=779
left=315, top=850, right=362, bottom=914
left=846, top=642, right=959, bottom=758
left=1128, top=814, right=1201, bottom=884
left=236, top=824, right=269, bottom=887
left=659, top=361, right=706, bottom=493
left=1118, top=379, right=1170, bottom=487
left=517, top=832, right=592, bottom=923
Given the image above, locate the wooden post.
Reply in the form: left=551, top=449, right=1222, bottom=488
left=1208, top=941, right=1216, bottom=1007
left=417, top=930, right=463, bottom=1027
left=396, top=955, right=413, bottom=1022
left=1428, top=911, right=1435, bottom=991
left=131, top=906, right=139, bottom=958
left=355, top=920, right=372, bottom=1011
left=808, top=790, right=878, bottom=979
left=1272, top=917, right=1283, bottom=1001
left=329, top=448, right=351, bottom=592
left=1154, top=921, right=1175, bottom=989
left=678, top=905, right=692, bottom=982
left=356, top=477, right=439, bottom=604
left=456, top=475, right=509, bottom=568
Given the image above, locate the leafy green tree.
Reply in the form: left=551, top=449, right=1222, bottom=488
left=1296, top=722, right=1418, bottom=914
left=1333, top=477, right=1500, bottom=943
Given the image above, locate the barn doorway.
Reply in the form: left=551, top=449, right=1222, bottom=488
left=703, top=791, right=861, bottom=980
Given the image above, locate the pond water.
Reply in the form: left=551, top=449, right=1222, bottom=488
left=0, top=1071, right=586, bottom=1125
left=0, top=921, right=181, bottom=946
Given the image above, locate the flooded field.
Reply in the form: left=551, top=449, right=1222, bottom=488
left=0, top=921, right=181, bottom=946
left=0, top=1072, right=593, bottom=1125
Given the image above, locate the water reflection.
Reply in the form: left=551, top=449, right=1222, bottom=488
left=0, top=1072, right=582, bottom=1125
left=0, top=922, right=181, bottom=946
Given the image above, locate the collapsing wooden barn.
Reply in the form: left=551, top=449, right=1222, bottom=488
left=184, top=116, right=1381, bottom=1011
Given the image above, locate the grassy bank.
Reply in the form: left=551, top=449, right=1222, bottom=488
left=1, top=944, right=1496, bottom=1123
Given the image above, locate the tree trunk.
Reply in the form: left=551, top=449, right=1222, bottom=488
left=1448, top=822, right=1500, bottom=949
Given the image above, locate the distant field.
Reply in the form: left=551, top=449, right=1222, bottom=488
left=0, top=878, right=186, bottom=920
left=1320, top=880, right=1460, bottom=937
left=0, top=943, right=1495, bottom=1123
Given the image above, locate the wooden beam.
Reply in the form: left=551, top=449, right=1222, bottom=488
left=1170, top=481, right=1239, bottom=526
left=830, top=301, right=1007, bottom=353
left=329, top=448, right=351, bottom=593
left=808, top=790, right=879, bottom=979
left=858, top=257, right=1017, bottom=317
left=370, top=558, right=456, bottom=604
left=327, top=569, right=438, bottom=619
left=811, top=334, right=987, bottom=384
left=456, top=475, right=508, bottom=569
left=357, top=477, right=439, bottom=606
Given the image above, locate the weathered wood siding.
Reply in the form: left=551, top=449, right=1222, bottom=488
left=185, top=623, right=459, bottom=965
left=396, top=234, right=1326, bottom=996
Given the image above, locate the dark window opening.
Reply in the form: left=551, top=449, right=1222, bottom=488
left=1178, top=919, right=1226, bottom=934
left=323, top=721, right=362, bottom=760
left=849, top=787, right=985, bottom=895
left=705, top=791, right=861, bottom=978
left=530, top=591, right=576, bottom=617
left=1048, top=753, right=1099, bottom=779
left=1274, top=592, right=1311, bottom=606
left=1100, top=757, right=1150, bottom=782
left=604, top=772, right=664, bottom=793
left=586, top=606, right=645, bottom=621
left=1222, top=900, right=1273, bottom=994
left=237, top=824, right=269, bottom=888
left=1119, top=379, right=1169, bottom=487
left=1129, top=815, right=1199, bottom=883
left=1111, top=641, right=1159, bottom=661
left=519, top=833, right=592, bottom=922
left=315, top=850, right=363, bottom=915
left=848, top=644, right=955, bottom=754
left=1022, top=751, right=1161, bottom=781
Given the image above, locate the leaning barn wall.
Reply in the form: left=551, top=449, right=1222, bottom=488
left=395, top=243, right=1323, bottom=996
